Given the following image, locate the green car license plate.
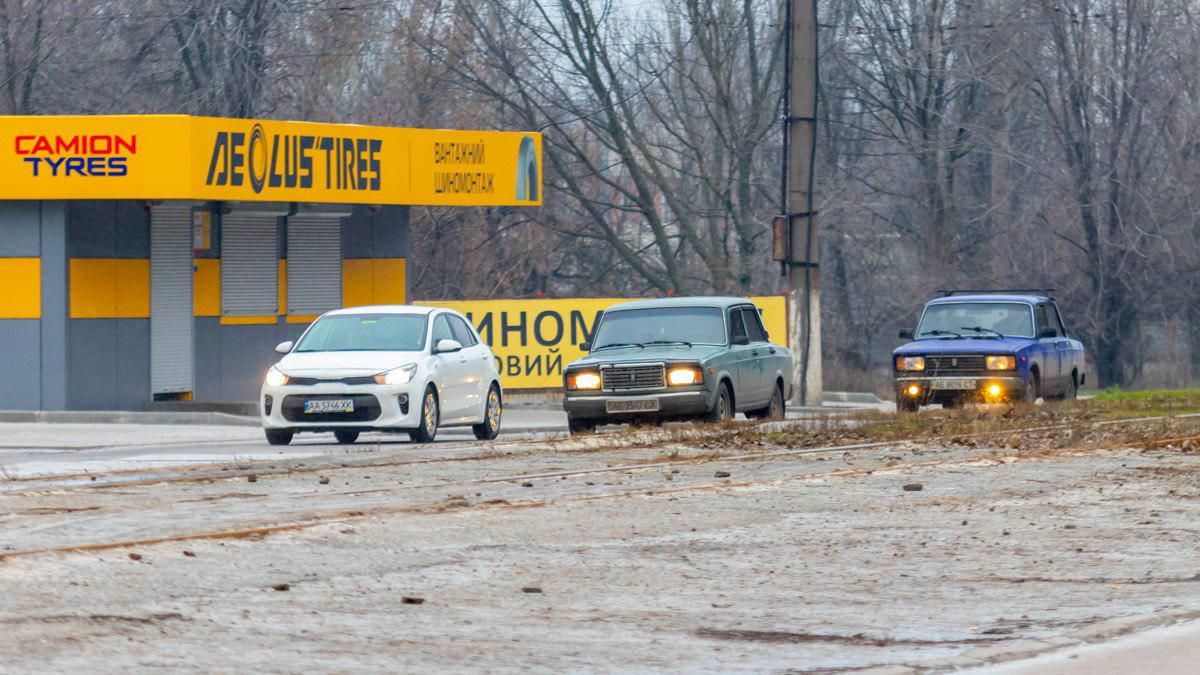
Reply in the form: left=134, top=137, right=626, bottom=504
left=606, top=398, right=660, bottom=413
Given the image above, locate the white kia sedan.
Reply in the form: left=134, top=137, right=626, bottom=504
left=260, top=305, right=502, bottom=446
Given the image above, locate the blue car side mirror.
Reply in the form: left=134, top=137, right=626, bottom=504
left=899, top=329, right=913, bottom=339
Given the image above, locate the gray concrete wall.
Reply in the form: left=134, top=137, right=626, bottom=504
left=65, top=201, right=152, bottom=410
left=343, top=205, right=409, bottom=258
left=0, top=202, right=43, bottom=409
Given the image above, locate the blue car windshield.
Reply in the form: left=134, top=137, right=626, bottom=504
left=917, top=302, right=1035, bottom=339
left=295, top=314, right=428, bottom=352
left=592, top=307, right=726, bottom=347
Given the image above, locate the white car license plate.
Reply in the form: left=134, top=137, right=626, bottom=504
left=305, top=399, right=355, bottom=413
left=606, top=398, right=660, bottom=413
left=931, top=378, right=975, bottom=391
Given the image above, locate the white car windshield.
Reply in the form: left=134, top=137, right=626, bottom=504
left=591, top=307, right=726, bottom=348
left=295, top=314, right=428, bottom=352
left=916, top=302, right=1035, bottom=339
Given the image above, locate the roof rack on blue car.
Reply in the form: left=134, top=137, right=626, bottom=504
left=936, top=288, right=1055, bottom=298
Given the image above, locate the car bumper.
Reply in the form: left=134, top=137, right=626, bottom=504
left=261, top=381, right=424, bottom=431
left=894, top=375, right=1025, bottom=400
left=563, top=389, right=714, bottom=419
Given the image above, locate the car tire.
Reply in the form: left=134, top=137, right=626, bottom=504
left=748, top=383, right=786, bottom=421
left=704, top=381, right=734, bottom=423
left=334, top=430, right=359, bottom=445
left=473, top=384, right=502, bottom=440
left=567, top=416, right=597, bottom=435
left=1023, top=374, right=1040, bottom=403
left=410, top=386, right=439, bottom=443
left=1047, top=372, right=1078, bottom=401
left=265, top=429, right=293, bottom=446
left=896, top=397, right=919, bottom=414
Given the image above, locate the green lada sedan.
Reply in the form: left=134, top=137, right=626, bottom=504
left=562, top=297, right=793, bottom=433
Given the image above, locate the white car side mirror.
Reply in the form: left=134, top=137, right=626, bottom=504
left=275, top=340, right=294, bottom=354
left=434, top=339, right=462, bottom=354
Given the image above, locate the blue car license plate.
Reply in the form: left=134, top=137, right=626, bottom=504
left=305, top=399, right=354, bottom=414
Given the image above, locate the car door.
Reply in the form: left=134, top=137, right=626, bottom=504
left=448, top=314, right=491, bottom=422
left=739, top=306, right=773, bottom=406
left=1034, top=303, right=1062, bottom=393
left=1049, top=302, right=1077, bottom=389
left=430, top=313, right=470, bottom=422
left=725, top=307, right=756, bottom=410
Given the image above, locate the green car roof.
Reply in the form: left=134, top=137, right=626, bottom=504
left=604, top=296, right=757, bottom=312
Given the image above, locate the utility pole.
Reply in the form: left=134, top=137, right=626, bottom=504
left=779, top=0, right=821, bottom=406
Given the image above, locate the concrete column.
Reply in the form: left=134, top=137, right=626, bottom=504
left=39, top=200, right=68, bottom=410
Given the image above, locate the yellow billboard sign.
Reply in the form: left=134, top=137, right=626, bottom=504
left=422, top=296, right=788, bottom=389
left=0, top=115, right=541, bottom=206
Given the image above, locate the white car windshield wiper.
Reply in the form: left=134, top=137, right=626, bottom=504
left=592, top=342, right=645, bottom=351
left=960, top=326, right=1005, bottom=339
left=643, top=339, right=692, bottom=347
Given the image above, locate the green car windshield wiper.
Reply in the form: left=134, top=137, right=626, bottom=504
left=591, top=342, right=645, bottom=351
left=643, top=339, right=692, bottom=347
left=961, top=326, right=1005, bottom=339
left=920, top=329, right=963, bottom=339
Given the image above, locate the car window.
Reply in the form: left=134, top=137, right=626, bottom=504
left=1035, top=304, right=1054, bottom=336
left=448, top=315, right=478, bottom=347
left=294, top=314, right=428, bottom=352
left=590, top=306, right=727, bottom=347
left=916, top=302, right=1035, bottom=339
left=1049, top=303, right=1067, bottom=336
left=741, top=307, right=767, bottom=342
left=728, top=309, right=748, bottom=343
left=431, top=315, right=454, bottom=346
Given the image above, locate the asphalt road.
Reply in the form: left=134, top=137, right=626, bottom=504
left=0, top=406, right=840, bottom=478
left=0, top=409, right=568, bottom=478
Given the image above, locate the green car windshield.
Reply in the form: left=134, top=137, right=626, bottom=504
left=917, top=302, right=1035, bottom=339
left=295, top=314, right=429, bottom=352
left=591, top=307, right=726, bottom=348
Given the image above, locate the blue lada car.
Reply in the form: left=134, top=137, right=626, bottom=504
left=893, top=291, right=1086, bottom=412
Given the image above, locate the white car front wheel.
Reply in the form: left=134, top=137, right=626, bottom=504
left=409, top=386, right=439, bottom=443
left=473, top=385, right=502, bottom=440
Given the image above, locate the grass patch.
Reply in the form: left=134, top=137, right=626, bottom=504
left=1084, top=388, right=1200, bottom=418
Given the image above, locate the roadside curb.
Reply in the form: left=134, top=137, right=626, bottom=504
left=0, top=409, right=565, bottom=434
left=862, top=609, right=1200, bottom=673
left=0, top=410, right=262, bottom=428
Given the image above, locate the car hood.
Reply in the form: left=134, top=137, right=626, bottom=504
left=893, top=337, right=1034, bottom=356
left=276, top=350, right=423, bottom=377
left=568, top=344, right=726, bottom=368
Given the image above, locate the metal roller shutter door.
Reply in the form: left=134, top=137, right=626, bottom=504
left=286, top=213, right=343, bottom=315
left=221, top=212, right=279, bottom=316
left=150, top=202, right=194, bottom=394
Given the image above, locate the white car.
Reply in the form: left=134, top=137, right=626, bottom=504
left=260, top=305, right=503, bottom=446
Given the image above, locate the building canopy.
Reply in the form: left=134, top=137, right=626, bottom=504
left=0, top=115, right=542, bottom=207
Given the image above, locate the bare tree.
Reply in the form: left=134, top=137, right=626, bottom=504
left=435, top=0, right=785, bottom=295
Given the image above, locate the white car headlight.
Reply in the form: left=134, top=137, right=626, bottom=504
left=375, top=363, right=418, bottom=385
left=264, top=367, right=289, bottom=387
